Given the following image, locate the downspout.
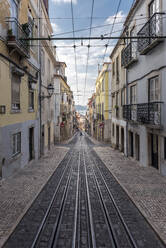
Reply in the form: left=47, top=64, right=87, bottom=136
left=39, top=1, right=42, bottom=157
left=126, top=68, right=129, bottom=157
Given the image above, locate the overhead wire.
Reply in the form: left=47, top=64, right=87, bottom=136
left=101, top=0, right=122, bottom=64
left=71, top=0, right=79, bottom=103
left=83, top=0, right=95, bottom=102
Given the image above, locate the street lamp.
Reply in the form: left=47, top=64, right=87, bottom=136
left=41, top=83, right=54, bottom=99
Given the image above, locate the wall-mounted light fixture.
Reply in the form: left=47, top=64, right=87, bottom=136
left=40, top=83, right=54, bottom=100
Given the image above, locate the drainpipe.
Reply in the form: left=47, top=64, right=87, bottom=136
left=126, top=68, right=129, bottom=157
left=39, top=1, right=42, bottom=157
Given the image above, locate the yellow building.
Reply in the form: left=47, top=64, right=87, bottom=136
left=54, top=62, right=74, bottom=142
left=0, top=0, right=40, bottom=178
left=110, top=40, right=126, bottom=153
left=95, top=63, right=112, bottom=142
left=40, top=0, right=56, bottom=154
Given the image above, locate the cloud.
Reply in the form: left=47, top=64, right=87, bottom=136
left=105, top=11, right=126, bottom=25
left=51, top=23, right=61, bottom=34
left=51, top=0, right=77, bottom=4
left=53, top=11, right=127, bottom=105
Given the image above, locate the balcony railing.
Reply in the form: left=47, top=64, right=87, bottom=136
left=123, top=102, right=163, bottom=127
left=137, top=13, right=163, bottom=55
left=121, top=42, right=137, bottom=68
left=96, top=113, right=104, bottom=121
left=6, top=18, right=30, bottom=57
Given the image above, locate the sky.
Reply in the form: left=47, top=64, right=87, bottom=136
left=49, top=0, right=134, bottom=106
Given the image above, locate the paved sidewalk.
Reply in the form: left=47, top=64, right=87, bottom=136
left=0, top=146, right=69, bottom=247
left=93, top=144, right=166, bottom=245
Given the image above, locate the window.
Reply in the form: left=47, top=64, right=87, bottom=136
left=149, top=76, right=160, bottom=102
left=12, top=132, right=21, bottom=156
left=112, top=124, right=114, bottom=137
left=149, top=0, right=159, bottom=17
left=47, top=59, right=50, bottom=82
left=164, top=137, right=166, bottom=160
left=11, top=73, right=21, bottom=110
left=112, top=62, right=115, bottom=77
left=41, top=50, right=45, bottom=75
left=130, top=85, right=136, bottom=104
left=29, top=89, right=34, bottom=110
left=121, top=89, right=125, bottom=106
left=102, top=78, right=105, bottom=92
left=116, top=56, right=119, bottom=82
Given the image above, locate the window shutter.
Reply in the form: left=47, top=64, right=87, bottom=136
left=12, top=74, right=20, bottom=105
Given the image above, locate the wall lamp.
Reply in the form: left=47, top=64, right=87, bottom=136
left=40, top=83, right=54, bottom=99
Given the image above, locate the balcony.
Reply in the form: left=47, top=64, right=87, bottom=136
left=137, top=13, right=163, bottom=55
left=123, top=102, right=163, bottom=128
left=96, top=113, right=104, bottom=121
left=122, top=42, right=137, bottom=68
left=6, top=18, right=30, bottom=58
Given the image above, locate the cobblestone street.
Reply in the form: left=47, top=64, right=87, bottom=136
left=0, top=146, right=69, bottom=247
left=0, top=134, right=166, bottom=247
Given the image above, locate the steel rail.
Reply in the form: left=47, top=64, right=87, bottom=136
left=84, top=149, right=116, bottom=248
left=30, top=151, right=74, bottom=248
left=72, top=150, right=80, bottom=248
left=50, top=150, right=80, bottom=248
left=48, top=161, right=74, bottom=248
left=90, top=150, right=138, bottom=248
left=78, top=145, right=93, bottom=248
left=83, top=149, right=97, bottom=248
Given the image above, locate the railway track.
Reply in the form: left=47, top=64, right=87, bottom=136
left=3, top=136, right=165, bottom=248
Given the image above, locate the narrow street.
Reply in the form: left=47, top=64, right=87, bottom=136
left=2, top=134, right=165, bottom=248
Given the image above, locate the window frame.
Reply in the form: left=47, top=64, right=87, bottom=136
left=12, top=132, right=21, bottom=157
left=148, top=76, right=160, bottom=102
left=11, top=73, right=21, bottom=111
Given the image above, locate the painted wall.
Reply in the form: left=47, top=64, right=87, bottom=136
left=0, top=120, right=39, bottom=178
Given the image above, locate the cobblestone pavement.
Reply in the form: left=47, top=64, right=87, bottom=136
left=91, top=137, right=166, bottom=245
left=0, top=146, right=69, bottom=247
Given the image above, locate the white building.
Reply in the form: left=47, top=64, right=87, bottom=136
left=121, top=0, right=166, bottom=175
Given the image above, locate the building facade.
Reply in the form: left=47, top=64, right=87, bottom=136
left=110, top=41, right=126, bottom=153
left=40, top=0, right=57, bottom=155
left=54, top=62, right=74, bottom=142
left=95, top=63, right=112, bottom=142
left=0, top=0, right=40, bottom=178
left=122, top=0, right=166, bottom=175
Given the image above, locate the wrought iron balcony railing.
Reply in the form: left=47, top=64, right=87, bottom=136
left=123, top=102, right=163, bottom=127
left=96, top=113, right=104, bottom=121
left=6, top=18, right=30, bottom=57
left=137, top=13, right=163, bottom=55
left=121, top=42, right=137, bottom=68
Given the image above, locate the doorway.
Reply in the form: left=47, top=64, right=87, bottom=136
left=151, top=134, right=159, bottom=169
left=135, top=134, right=140, bottom=161
left=41, top=125, right=45, bottom=155
left=129, top=131, right=134, bottom=157
left=116, top=125, right=119, bottom=149
left=48, top=126, right=51, bottom=150
left=121, top=127, right=124, bottom=152
left=29, top=127, right=34, bottom=161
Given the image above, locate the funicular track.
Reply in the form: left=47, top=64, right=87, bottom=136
left=3, top=135, right=165, bottom=248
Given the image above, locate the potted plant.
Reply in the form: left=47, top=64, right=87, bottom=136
left=7, top=29, right=15, bottom=41
left=114, top=105, right=119, bottom=109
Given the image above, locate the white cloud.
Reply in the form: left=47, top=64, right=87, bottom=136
left=52, top=0, right=77, bottom=4
left=51, top=23, right=61, bottom=34
left=53, top=11, right=127, bottom=105
left=105, top=11, right=126, bottom=25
